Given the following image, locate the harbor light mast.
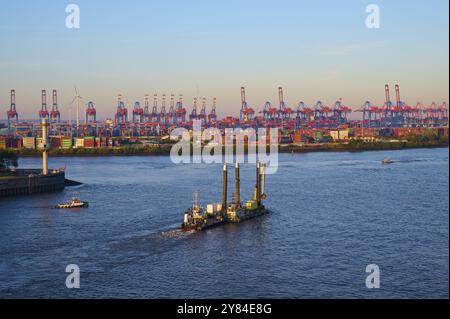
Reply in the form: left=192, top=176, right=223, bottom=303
left=41, top=118, right=49, bottom=175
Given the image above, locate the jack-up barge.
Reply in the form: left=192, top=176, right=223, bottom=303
left=181, top=161, right=268, bottom=231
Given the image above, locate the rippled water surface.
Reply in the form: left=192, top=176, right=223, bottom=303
left=0, top=148, right=448, bottom=298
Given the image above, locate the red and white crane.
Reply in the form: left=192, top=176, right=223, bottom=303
left=6, top=89, right=18, bottom=128
left=50, top=90, right=61, bottom=123
left=39, top=90, right=49, bottom=121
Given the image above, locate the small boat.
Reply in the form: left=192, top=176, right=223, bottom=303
left=181, top=192, right=225, bottom=231
left=55, top=197, right=89, bottom=209
left=381, top=157, right=394, bottom=164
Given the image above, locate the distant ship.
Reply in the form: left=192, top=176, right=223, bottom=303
left=382, top=157, right=394, bottom=164
left=182, top=161, right=268, bottom=231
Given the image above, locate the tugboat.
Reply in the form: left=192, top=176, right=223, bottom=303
left=181, top=161, right=268, bottom=231
left=55, top=197, right=89, bottom=209
left=381, top=157, right=394, bottom=164
left=181, top=192, right=226, bottom=231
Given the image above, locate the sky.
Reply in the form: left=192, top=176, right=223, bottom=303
left=0, top=0, right=448, bottom=120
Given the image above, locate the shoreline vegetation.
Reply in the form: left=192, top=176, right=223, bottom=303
left=8, top=136, right=449, bottom=158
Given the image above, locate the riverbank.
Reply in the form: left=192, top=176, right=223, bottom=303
left=282, top=139, right=449, bottom=153
left=9, top=137, right=449, bottom=157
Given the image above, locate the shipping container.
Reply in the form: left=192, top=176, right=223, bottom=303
left=94, top=137, right=107, bottom=148
left=22, top=137, right=36, bottom=149
left=0, top=138, right=6, bottom=150
left=330, top=131, right=344, bottom=141
left=4, top=138, right=23, bottom=149
left=50, top=136, right=62, bottom=148
left=61, top=137, right=73, bottom=149
left=75, top=138, right=85, bottom=148
left=438, top=127, right=448, bottom=137
left=314, top=131, right=324, bottom=141
left=84, top=138, right=94, bottom=148
left=280, top=135, right=292, bottom=144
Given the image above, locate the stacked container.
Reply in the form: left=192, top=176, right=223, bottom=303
left=0, top=137, right=6, bottom=150
left=50, top=136, right=62, bottom=148
left=75, top=138, right=84, bottom=148
left=22, top=137, right=36, bottom=149
left=83, top=136, right=95, bottom=148
left=61, top=137, right=73, bottom=149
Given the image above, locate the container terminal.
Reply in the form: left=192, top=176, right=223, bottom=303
left=0, top=84, right=448, bottom=152
left=182, top=160, right=268, bottom=231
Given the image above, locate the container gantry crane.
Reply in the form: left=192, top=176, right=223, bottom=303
left=50, top=90, right=61, bottom=123
left=379, top=84, right=393, bottom=127
left=6, top=89, right=18, bottom=129
left=439, top=102, right=448, bottom=126
left=39, top=90, right=49, bottom=121
left=159, top=94, right=167, bottom=126
left=208, top=97, right=218, bottom=125
left=410, top=102, right=423, bottom=127
left=86, top=101, right=97, bottom=123
left=198, top=97, right=207, bottom=125
left=190, top=97, right=198, bottom=121
left=299, top=102, right=314, bottom=128
left=357, top=101, right=380, bottom=128
left=166, top=94, right=176, bottom=126
left=295, top=101, right=304, bottom=128
left=151, top=94, right=159, bottom=123
left=240, top=87, right=255, bottom=121
left=115, top=94, right=128, bottom=124
left=392, top=84, right=406, bottom=127
left=277, top=87, right=293, bottom=120
left=132, top=101, right=144, bottom=123
left=143, top=94, right=150, bottom=122
left=264, top=101, right=278, bottom=121
left=175, top=94, right=186, bottom=124
left=332, top=99, right=352, bottom=126
left=425, top=102, right=439, bottom=127
left=313, top=101, right=332, bottom=128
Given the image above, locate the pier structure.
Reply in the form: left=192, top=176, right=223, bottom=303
left=0, top=118, right=69, bottom=197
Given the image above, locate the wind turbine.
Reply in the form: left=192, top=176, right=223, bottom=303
left=71, top=85, right=83, bottom=131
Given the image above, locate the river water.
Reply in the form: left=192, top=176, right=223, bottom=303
left=0, top=148, right=448, bottom=298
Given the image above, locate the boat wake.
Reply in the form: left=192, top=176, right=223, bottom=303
left=395, top=158, right=433, bottom=163
left=160, top=228, right=195, bottom=239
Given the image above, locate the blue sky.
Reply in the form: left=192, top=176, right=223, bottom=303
left=0, top=0, right=448, bottom=119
